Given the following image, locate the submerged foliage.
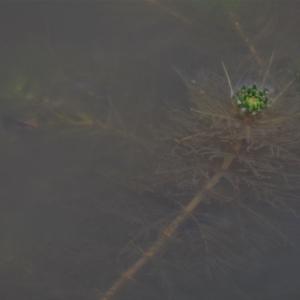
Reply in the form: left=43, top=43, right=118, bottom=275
left=95, top=56, right=300, bottom=300
left=157, top=62, right=300, bottom=200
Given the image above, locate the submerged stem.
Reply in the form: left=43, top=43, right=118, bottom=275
left=262, top=51, right=275, bottom=86
left=99, top=140, right=242, bottom=300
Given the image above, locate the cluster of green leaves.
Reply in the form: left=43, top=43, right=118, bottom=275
left=235, top=84, right=269, bottom=113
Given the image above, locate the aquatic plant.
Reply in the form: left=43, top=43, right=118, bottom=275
left=234, top=83, right=269, bottom=113
left=98, top=53, right=300, bottom=300
left=2, top=2, right=299, bottom=299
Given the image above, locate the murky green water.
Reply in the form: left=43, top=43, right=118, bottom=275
left=0, top=1, right=300, bottom=300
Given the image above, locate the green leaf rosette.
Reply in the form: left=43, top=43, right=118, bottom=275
left=235, top=84, right=269, bottom=114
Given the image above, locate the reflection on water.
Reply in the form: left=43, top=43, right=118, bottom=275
left=0, top=1, right=300, bottom=300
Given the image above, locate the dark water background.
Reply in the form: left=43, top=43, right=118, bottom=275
left=0, top=1, right=300, bottom=300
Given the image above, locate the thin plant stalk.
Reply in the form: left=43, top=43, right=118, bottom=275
left=229, top=11, right=263, bottom=66
left=99, top=140, right=242, bottom=300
